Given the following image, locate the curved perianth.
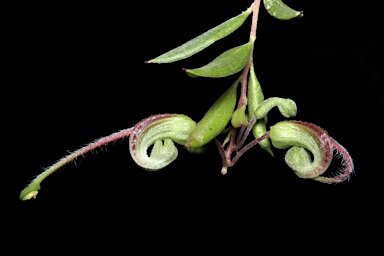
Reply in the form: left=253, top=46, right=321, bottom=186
left=129, top=114, right=196, bottom=170
left=269, top=120, right=353, bottom=183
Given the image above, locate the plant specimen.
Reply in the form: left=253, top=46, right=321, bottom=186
left=20, top=0, right=354, bottom=201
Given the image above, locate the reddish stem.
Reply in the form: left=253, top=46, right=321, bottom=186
left=225, top=128, right=237, bottom=162
left=235, top=117, right=257, bottom=149
left=231, top=132, right=269, bottom=166
left=237, top=0, right=261, bottom=109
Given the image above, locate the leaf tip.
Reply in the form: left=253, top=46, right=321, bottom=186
left=298, top=11, right=303, bottom=18
left=183, top=69, right=199, bottom=78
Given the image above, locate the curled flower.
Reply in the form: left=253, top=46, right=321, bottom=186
left=129, top=114, right=196, bottom=170
left=269, top=120, right=353, bottom=183
left=20, top=114, right=196, bottom=200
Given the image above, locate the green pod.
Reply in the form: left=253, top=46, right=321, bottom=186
left=247, top=64, right=273, bottom=155
left=186, top=80, right=238, bottom=148
left=263, top=0, right=303, bottom=20
left=147, top=4, right=253, bottom=63
left=184, top=42, right=253, bottom=78
left=231, top=105, right=249, bottom=128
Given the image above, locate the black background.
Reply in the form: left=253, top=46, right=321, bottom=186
left=7, top=0, right=382, bottom=255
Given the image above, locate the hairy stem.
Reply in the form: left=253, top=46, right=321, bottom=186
left=20, top=128, right=134, bottom=200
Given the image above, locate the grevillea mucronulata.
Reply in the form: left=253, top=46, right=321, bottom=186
left=20, top=0, right=354, bottom=201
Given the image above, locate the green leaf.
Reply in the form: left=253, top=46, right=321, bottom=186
left=147, top=4, right=253, bottom=64
left=263, top=0, right=303, bottom=20
left=184, top=42, right=253, bottom=78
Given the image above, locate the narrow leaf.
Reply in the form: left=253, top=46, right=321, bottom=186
left=184, top=42, right=253, bottom=78
left=147, top=4, right=253, bottom=64
left=263, top=0, right=303, bottom=20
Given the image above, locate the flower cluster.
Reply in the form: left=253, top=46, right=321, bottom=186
left=20, top=0, right=353, bottom=201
